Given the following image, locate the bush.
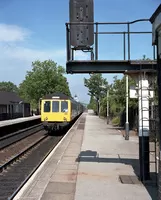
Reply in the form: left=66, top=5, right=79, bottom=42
left=112, top=116, right=120, bottom=126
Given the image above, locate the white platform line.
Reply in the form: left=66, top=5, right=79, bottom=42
left=13, top=114, right=82, bottom=200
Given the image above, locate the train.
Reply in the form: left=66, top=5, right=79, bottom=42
left=40, top=92, right=85, bottom=133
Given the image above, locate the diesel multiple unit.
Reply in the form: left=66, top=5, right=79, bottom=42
left=40, top=93, right=84, bottom=133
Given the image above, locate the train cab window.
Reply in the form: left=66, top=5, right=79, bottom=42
left=52, top=101, right=59, bottom=112
left=44, top=101, right=50, bottom=112
left=61, top=101, right=68, bottom=112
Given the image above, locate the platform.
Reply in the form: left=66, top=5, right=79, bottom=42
left=13, top=110, right=157, bottom=200
left=66, top=60, right=157, bottom=74
left=0, top=115, right=40, bottom=128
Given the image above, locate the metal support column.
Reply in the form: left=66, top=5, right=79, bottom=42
left=125, top=74, right=129, bottom=140
left=149, top=5, right=161, bottom=196
left=98, top=97, right=101, bottom=117
left=125, top=22, right=130, bottom=140
left=107, top=89, right=109, bottom=124
left=138, top=73, right=150, bottom=181
left=157, top=30, right=161, bottom=199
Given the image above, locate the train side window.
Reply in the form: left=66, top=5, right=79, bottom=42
left=52, top=101, right=59, bottom=112
left=61, top=101, right=68, bottom=112
left=44, top=101, right=50, bottom=112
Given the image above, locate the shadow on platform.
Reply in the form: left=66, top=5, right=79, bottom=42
left=107, top=126, right=124, bottom=130
left=76, top=150, right=158, bottom=200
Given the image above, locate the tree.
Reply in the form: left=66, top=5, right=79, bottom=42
left=84, top=74, right=108, bottom=99
left=108, top=75, right=137, bottom=117
left=19, top=60, right=71, bottom=109
left=84, top=74, right=108, bottom=114
left=142, top=54, right=151, bottom=60
left=0, top=81, right=18, bottom=93
left=87, top=95, right=97, bottom=111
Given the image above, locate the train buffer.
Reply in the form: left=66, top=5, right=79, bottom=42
left=13, top=110, right=156, bottom=200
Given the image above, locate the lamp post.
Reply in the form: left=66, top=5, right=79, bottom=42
left=125, top=74, right=129, bottom=140
left=98, top=97, right=101, bottom=118
left=100, top=84, right=109, bottom=123
left=106, top=89, right=109, bottom=124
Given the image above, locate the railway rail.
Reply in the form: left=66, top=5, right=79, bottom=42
left=0, top=123, right=43, bottom=150
left=0, top=115, right=80, bottom=200
left=0, top=134, right=62, bottom=199
left=0, top=130, right=47, bottom=172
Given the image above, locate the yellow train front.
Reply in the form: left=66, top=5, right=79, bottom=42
left=40, top=93, right=84, bottom=133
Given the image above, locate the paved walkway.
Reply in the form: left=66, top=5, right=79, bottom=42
left=75, top=111, right=157, bottom=200
left=14, top=110, right=157, bottom=200
left=0, top=115, right=40, bottom=127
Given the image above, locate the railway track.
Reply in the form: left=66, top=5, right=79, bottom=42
left=0, top=124, right=49, bottom=199
left=0, top=130, right=47, bottom=171
left=0, top=117, right=81, bottom=200
left=0, top=113, right=82, bottom=200
left=0, top=132, right=63, bottom=200
left=0, top=123, right=43, bottom=150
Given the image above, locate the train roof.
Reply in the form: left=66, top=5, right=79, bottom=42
left=41, top=93, right=85, bottom=107
left=42, top=92, right=76, bottom=102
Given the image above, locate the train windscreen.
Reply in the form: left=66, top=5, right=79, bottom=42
left=61, top=101, right=68, bottom=112
left=44, top=101, right=50, bottom=112
left=52, top=101, right=59, bottom=112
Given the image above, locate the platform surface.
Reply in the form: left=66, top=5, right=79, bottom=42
left=13, top=110, right=157, bottom=200
left=0, top=115, right=40, bottom=127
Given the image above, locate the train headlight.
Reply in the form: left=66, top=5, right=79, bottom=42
left=44, top=117, right=48, bottom=121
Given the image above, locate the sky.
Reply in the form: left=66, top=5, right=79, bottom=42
left=0, top=0, right=160, bottom=103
